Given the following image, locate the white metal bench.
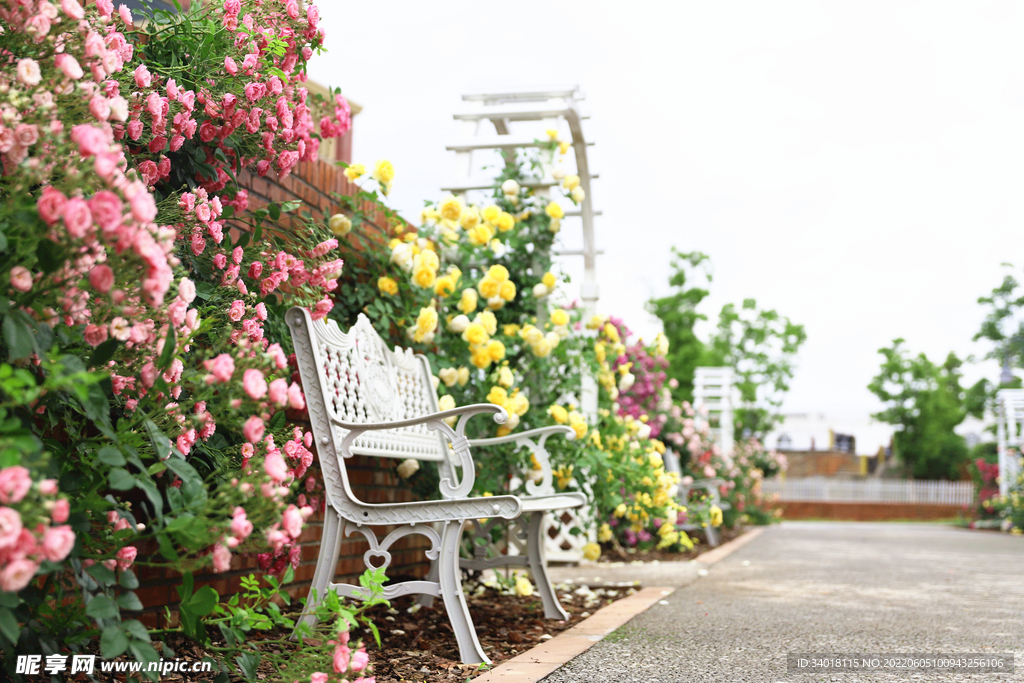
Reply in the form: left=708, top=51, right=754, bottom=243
left=663, top=449, right=729, bottom=547
left=286, top=309, right=585, bottom=664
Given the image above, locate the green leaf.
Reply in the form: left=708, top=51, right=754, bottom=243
left=187, top=585, right=219, bottom=616
left=117, top=591, right=144, bottom=611
left=236, top=652, right=260, bottom=680
left=86, top=594, right=119, bottom=620
left=86, top=563, right=117, bottom=586
left=0, top=607, right=19, bottom=644
left=119, top=569, right=139, bottom=590
left=96, top=446, right=126, bottom=467
left=195, top=281, right=217, bottom=300
left=2, top=315, right=33, bottom=361
left=100, top=625, right=128, bottom=658
left=35, top=239, right=62, bottom=273
left=123, top=619, right=150, bottom=642
left=108, top=468, right=136, bottom=491
left=144, top=420, right=171, bottom=460
left=268, top=203, right=281, bottom=221
left=89, top=338, right=119, bottom=366
left=157, top=325, right=176, bottom=370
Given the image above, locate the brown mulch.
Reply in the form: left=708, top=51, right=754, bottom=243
left=597, top=527, right=745, bottom=564
left=363, top=583, right=635, bottom=682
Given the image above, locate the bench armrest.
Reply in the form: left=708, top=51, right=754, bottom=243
left=331, top=403, right=509, bottom=499
left=680, top=477, right=725, bottom=505
left=469, top=425, right=576, bottom=497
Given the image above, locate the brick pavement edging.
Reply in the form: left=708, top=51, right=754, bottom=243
left=471, top=526, right=770, bottom=682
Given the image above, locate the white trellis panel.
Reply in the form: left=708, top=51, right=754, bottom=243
left=445, top=87, right=602, bottom=563
left=996, top=389, right=1024, bottom=498
left=693, top=367, right=735, bottom=458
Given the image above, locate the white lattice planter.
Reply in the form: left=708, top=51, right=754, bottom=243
left=997, top=389, right=1024, bottom=498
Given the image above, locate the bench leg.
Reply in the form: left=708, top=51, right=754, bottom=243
left=438, top=520, right=490, bottom=665
left=526, top=511, right=569, bottom=621
left=293, top=508, right=343, bottom=637
left=705, top=524, right=720, bottom=548
left=416, top=556, right=439, bottom=608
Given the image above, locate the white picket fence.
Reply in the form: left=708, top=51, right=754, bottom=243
left=762, top=477, right=975, bottom=506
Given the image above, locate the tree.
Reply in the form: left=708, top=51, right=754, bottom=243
left=867, top=339, right=979, bottom=479
left=702, top=299, right=807, bottom=438
left=646, top=249, right=712, bottom=403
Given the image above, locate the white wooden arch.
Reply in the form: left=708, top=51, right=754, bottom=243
left=996, top=388, right=1024, bottom=498
left=694, top=367, right=736, bottom=459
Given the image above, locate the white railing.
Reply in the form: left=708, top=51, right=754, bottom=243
left=762, top=477, right=975, bottom=506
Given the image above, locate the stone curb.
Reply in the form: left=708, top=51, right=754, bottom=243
left=471, top=526, right=770, bottom=682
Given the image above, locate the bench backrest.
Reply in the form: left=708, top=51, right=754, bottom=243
left=286, top=308, right=449, bottom=464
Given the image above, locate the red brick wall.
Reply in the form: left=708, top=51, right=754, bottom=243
left=133, top=154, right=428, bottom=627
left=779, top=501, right=963, bottom=522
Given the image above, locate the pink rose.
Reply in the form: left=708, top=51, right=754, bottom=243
left=263, top=448, right=287, bottom=482
left=351, top=648, right=369, bottom=672
left=96, top=0, right=113, bottom=16
left=224, top=56, right=238, bottom=75
left=129, top=191, right=157, bottom=222
left=116, top=545, right=137, bottom=570
left=333, top=643, right=351, bottom=674
left=133, top=64, right=151, bottom=88
left=84, top=324, right=108, bottom=347
left=56, top=53, right=84, bottom=80
left=227, top=299, right=245, bottom=322
left=41, top=525, right=76, bottom=562
left=243, top=369, right=267, bottom=400
left=231, top=509, right=253, bottom=540
left=38, top=479, right=58, bottom=496
left=287, top=383, right=305, bottom=410
left=14, top=124, right=38, bottom=148
left=62, top=198, right=92, bottom=238
left=0, top=507, right=23, bottom=549
left=16, top=59, right=41, bottom=87
left=70, top=124, right=109, bottom=157
left=126, top=120, right=143, bottom=140
left=268, top=378, right=288, bottom=407
left=0, top=559, right=38, bottom=593
left=9, top=266, right=32, bottom=293
left=282, top=504, right=302, bottom=538
left=0, top=466, right=32, bottom=504
left=51, top=498, right=69, bottom=523
left=0, top=126, right=15, bottom=154
left=89, top=265, right=114, bottom=293
left=310, top=674, right=328, bottom=683
left=204, top=354, right=235, bottom=383
left=212, top=543, right=231, bottom=572
left=243, top=416, right=265, bottom=444
left=61, top=0, right=84, bottom=19
left=88, top=190, right=123, bottom=232
left=37, top=186, right=67, bottom=225
left=178, top=278, right=196, bottom=304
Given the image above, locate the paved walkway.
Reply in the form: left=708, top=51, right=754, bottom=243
left=543, top=522, right=1024, bottom=682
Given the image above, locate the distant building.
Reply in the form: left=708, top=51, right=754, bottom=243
left=766, top=412, right=895, bottom=457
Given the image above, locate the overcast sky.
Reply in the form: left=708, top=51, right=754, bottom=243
left=308, top=1, right=1023, bottom=432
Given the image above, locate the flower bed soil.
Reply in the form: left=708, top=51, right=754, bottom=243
left=101, top=582, right=635, bottom=682
left=597, top=526, right=745, bottom=563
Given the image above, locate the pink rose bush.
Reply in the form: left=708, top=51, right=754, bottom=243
left=0, top=0, right=357, bottom=674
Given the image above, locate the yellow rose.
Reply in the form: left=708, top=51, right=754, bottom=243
left=343, top=163, right=366, bottom=181
left=530, top=338, right=552, bottom=357
left=412, top=266, right=436, bottom=289
left=558, top=140, right=570, bottom=155
left=499, top=280, right=516, bottom=302
left=328, top=213, right=352, bottom=237
left=439, top=195, right=463, bottom=222
left=598, top=523, right=613, bottom=543
left=476, top=310, right=497, bottom=335
left=482, top=205, right=501, bottom=224
left=486, top=264, right=509, bottom=283
left=550, top=308, right=569, bottom=326
left=487, top=339, right=506, bottom=362
left=546, top=128, right=559, bottom=139
left=470, top=345, right=493, bottom=369
left=709, top=505, right=723, bottom=527
left=372, top=159, right=395, bottom=184
left=545, top=202, right=564, bottom=220
left=562, top=174, right=580, bottom=191
left=460, top=208, right=481, bottom=230
left=377, top=276, right=398, bottom=296
left=486, top=386, right=508, bottom=408
left=413, top=307, right=437, bottom=342
left=514, top=575, right=533, bottom=597
left=548, top=404, right=568, bottom=424
left=614, top=503, right=627, bottom=518
left=418, top=249, right=439, bottom=272
left=502, top=324, right=521, bottom=336
left=520, top=325, right=543, bottom=345
left=434, top=275, right=457, bottom=297
left=509, top=392, right=529, bottom=417
left=467, top=224, right=494, bottom=246
left=438, top=394, right=455, bottom=411
left=458, top=288, right=478, bottom=314
left=603, top=322, right=620, bottom=343
left=456, top=366, right=470, bottom=386
left=478, top=277, right=500, bottom=299
left=582, top=543, right=601, bottom=562
left=462, top=322, right=489, bottom=346
left=542, top=272, right=556, bottom=289
left=497, top=366, right=514, bottom=388
left=438, top=368, right=458, bottom=387
left=496, top=211, right=515, bottom=232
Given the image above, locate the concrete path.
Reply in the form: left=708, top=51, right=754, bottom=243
left=543, top=522, right=1024, bottom=682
